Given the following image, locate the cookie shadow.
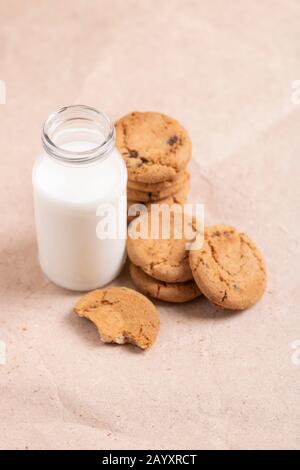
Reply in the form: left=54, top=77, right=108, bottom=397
left=153, top=295, right=245, bottom=321
left=124, top=260, right=245, bottom=321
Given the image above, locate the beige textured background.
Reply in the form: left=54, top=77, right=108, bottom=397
left=0, top=0, right=300, bottom=450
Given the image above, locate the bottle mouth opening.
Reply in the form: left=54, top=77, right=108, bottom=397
left=42, top=105, right=115, bottom=164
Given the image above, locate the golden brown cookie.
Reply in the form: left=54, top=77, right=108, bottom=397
left=116, top=112, right=192, bottom=183
left=128, top=170, right=189, bottom=192
left=129, top=263, right=201, bottom=303
left=127, top=201, right=147, bottom=224
left=189, top=225, right=267, bottom=310
left=127, top=184, right=189, bottom=216
left=127, top=173, right=190, bottom=203
left=127, top=206, right=197, bottom=283
left=161, top=184, right=189, bottom=204
left=74, top=287, right=160, bottom=349
left=127, top=184, right=189, bottom=225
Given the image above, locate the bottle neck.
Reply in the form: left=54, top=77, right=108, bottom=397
left=42, top=105, right=115, bottom=165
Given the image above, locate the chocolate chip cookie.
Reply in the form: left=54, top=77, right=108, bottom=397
left=129, top=263, right=201, bottom=303
left=127, top=206, right=197, bottom=283
left=127, top=173, right=190, bottom=203
left=116, top=112, right=192, bottom=183
left=189, top=225, right=267, bottom=310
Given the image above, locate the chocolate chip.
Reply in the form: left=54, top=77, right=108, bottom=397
left=167, top=135, right=178, bottom=145
left=128, top=149, right=139, bottom=158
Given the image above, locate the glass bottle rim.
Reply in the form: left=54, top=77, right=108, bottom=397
left=42, top=105, right=115, bottom=164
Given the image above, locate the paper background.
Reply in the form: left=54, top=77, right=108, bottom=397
left=0, top=0, right=299, bottom=449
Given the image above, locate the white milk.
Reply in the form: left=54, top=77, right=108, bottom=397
left=32, top=106, right=127, bottom=291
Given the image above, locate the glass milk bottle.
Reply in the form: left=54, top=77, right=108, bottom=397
left=32, top=105, right=127, bottom=291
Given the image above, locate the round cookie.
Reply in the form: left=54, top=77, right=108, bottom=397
left=127, top=185, right=189, bottom=224
left=74, top=287, right=160, bottom=349
left=162, top=184, right=190, bottom=204
left=128, top=170, right=189, bottom=192
left=127, top=173, right=190, bottom=203
left=127, top=206, right=196, bottom=282
left=116, top=111, right=192, bottom=183
left=127, top=183, right=190, bottom=215
left=129, top=263, right=201, bottom=303
left=189, top=225, right=267, bottom=310
left=127, top=200, right=148, bottom=224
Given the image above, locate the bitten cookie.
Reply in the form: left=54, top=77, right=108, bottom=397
left=74, top=287, right=160, bottom=349
left=116, top=112, right=192, bottom=183
left=129, top=263, right=201, bottom=303
left=127, top=206, right=197, bottom=283
left=189, top=225, right=267, bottom=310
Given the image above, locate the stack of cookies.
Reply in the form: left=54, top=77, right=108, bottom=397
left=127, top=206, right=267, bottom=310
left=73, top=218, right=267, bottom=350
left=73, top=110, right=268, bottom=352
left=127, top=206, right=201, bottom=303
left=115, top=111, right=192, bottom=218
